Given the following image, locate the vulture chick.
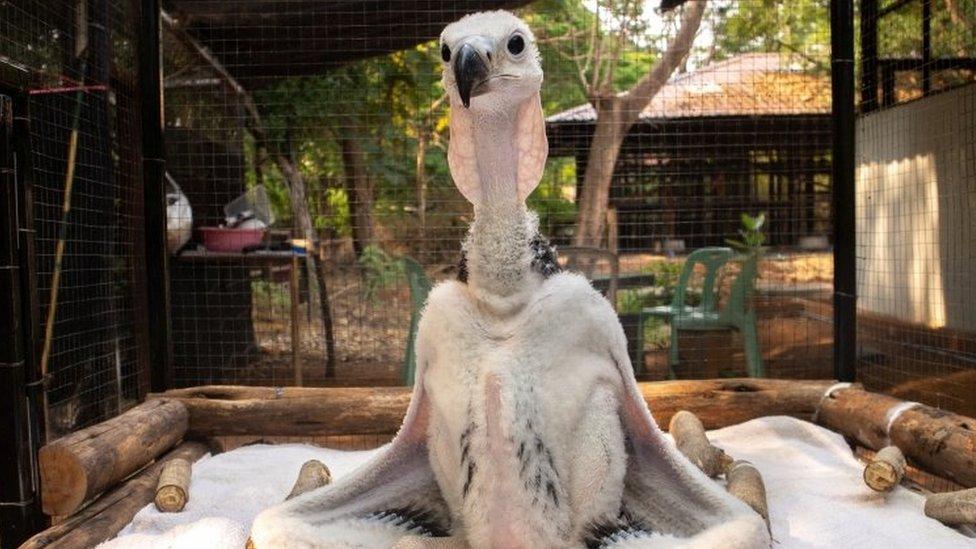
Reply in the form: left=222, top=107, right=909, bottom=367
left=250, top=11, right=769, bottom=549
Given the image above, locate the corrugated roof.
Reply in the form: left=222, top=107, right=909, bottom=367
left=546, top=53, right=831, bottom=123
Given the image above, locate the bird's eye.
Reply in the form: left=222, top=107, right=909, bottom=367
left=440, top=44, right=451, bottom=63
left=507, top=34, right=525, bottom=56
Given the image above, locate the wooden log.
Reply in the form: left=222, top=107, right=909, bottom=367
left=640, top=378, right=847, bottom=430
left=726, top=460, right=770, bottom=531
left=924, top=488, right=976, bottom=526
left=153, top=379, right=841, bottom=438
left=22, top=442, right=208, bottom=548
left=669, top=410, right=732, bottom=478
left=286, top=459, right=332, bottom=500
left=155, top=458, right=192, bottom=512
left=39, top=398, right=188, bottom=517
left=817, top=388, right=976, bottom=488
left=392, top=535, right=470, bottom=548
left=863, top=445, right=906, bottom=492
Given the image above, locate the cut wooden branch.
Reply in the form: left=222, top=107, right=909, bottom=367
left=153, top=379, right=841, bottom=438
left=286, top=459, right=332, bottom=500
left=155, top=458, right=192, bottom=512
left=924, top=488, right=976, bottom=526
left=863, top=445, right=906, bottom=492
left=39, top=398, right=188, bottom=516
left=154, top=386, right=412, bottom=438
left=669, top=410, right=732, bottom=478
left=725, top=460, right=770, bottom=532
left=817, top=388, right=976, bottom=487
left=23, top=442, right=208, bottom=548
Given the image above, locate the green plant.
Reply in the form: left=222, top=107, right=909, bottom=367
left=726, top=212, right=767, bottom=254
left=617, top=289, right=650, bottom=315
left=359, top=245, right=405, bottom=303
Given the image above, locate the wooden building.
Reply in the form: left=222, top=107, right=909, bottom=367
left=546, top=53, right=833, bottom=251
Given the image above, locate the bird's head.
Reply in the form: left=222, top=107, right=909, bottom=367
left=440, top=10, right=542, bottom=111
left=440, top=11, right=548, bottom=208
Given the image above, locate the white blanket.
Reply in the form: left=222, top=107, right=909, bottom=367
left=101, top=417, right=973, bottom=548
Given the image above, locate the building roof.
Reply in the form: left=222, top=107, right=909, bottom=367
left=546, top=53, right=831, bottom=124
left=163, top=0, right=533, bottom=84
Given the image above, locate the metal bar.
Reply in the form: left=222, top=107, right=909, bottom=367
left=860, top=0, right=879, bottom=112
left=921, top=0, right=931, bottom=95
left=13, top=96, right=44, bottom=540
left=291, top=255, right=302, bottom=387
left=139, top=0, right=172, bottom=391
left=831, top=0, right=857, bottom=383
left=0, top=93, right=41, bottom=548
left=881, top=65, right=896, bottom=107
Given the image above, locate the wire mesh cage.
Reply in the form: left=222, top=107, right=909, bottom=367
left=856, top=0, right=976, bottom=417
left=157, top=0, right=836, bottom=390
left=1, top=0, right=973, bottom=443
left=1, top=0, right=149, bottom=441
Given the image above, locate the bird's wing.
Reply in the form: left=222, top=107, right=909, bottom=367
left=601, top=312, right=770, bottom=548
left=249, top=359, right=449, bottom=547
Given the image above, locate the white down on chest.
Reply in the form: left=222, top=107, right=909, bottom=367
left=417, top=272, right=630, bottom=548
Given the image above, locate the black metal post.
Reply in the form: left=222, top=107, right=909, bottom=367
left=921, top=0, right=931, bottom=96
left=139, top=0, right=172, bottom=391
left=0, top=94, right=42, bottom=548
left=860, top=0, right=879, bottom=112
left=831, top=0, right=857, bottom=383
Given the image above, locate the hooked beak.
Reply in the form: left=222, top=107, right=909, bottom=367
left=454, top=42, right=490, bottom=109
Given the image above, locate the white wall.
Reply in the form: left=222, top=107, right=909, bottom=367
left=856, top=83, right=975, bottom=331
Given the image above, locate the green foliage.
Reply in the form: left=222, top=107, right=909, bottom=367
left=725, top=212, right=767, bottom=254
left=644, top=261, right=683, bottom=292
left=710, top=0, right=829, bottom=70
left=359, top=245, right=406, bottom=302
left=616, top=289, right=646, bottom=315
left=642, top=316, right=671, bottom=350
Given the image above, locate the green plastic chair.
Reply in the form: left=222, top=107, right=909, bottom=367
left=401, top=257, right=432, bottom=386
left=639, top=247, right=764, bottom=378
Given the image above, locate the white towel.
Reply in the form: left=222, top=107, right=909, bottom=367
left=100, top=417, right=973, bottom=548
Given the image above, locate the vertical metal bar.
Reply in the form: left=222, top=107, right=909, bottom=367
left=921, top=0, right=932, bottom=95
left=831, top=0, right=858, bottom=382
left=0, top=94, right=41, bottom=548
left=14, top=96, right=44, bottom=535
left=881, top=64, right=897, bottom=107
left=860, top=0, right=879, bottom=112
left=139, top=0, right=172, bottom=391
left=291, top=255, right=302, bottom=387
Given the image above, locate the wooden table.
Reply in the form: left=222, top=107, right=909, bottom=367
left=176, top=249, right=306, bottom=385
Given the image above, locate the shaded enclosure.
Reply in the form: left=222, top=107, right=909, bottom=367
left=0, top=0, right=975, bottom=545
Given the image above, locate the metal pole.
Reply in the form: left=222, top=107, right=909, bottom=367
left=139, top=0, right=172, bottom=391
left=0, top=93, right=42, bottom=548
left=860, top=0, right=879, bottom=112
left=831, top=0, right=857, bottom=383
left=921, top=0, right=932, bottom=96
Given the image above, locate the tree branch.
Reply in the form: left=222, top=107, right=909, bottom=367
left=622, top=0, right=705, bottom=117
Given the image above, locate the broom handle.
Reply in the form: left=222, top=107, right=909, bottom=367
left=40, top=58, right=88, bottom=381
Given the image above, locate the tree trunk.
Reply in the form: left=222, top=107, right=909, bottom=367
left=572, top=1, right=706, bottom=247
left=338, top=124, right=375, bottom=256
left=573, top=99, right=627, bottom=247
left=276, top=156, right=337, bottom=376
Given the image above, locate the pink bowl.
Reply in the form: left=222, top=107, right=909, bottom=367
left=198, top=227, right=266, bottom=252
